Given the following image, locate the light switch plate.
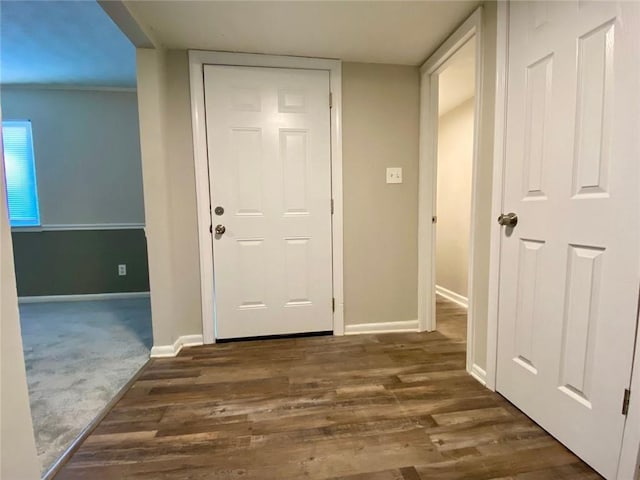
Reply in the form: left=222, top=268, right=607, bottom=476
left=386, top=167, right=403, bottom=184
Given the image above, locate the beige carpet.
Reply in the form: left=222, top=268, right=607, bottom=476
left=19, top=297, right=152, bottom=475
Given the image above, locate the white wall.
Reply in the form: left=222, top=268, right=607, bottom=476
left=1, top=87, right=144, bottom=225
left=0, top=106, right=40, bottom=479
left=436, top=98, right=474, bottom=298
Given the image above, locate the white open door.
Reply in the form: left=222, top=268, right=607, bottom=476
left=496, top=2, right=639, bottom=478
left=204, top=65, right=333, bottom=339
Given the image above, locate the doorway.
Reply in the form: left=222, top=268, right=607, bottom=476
left=434, top=38, right=476, bottom=346
left=418, top=8, right=484, bottom=382
left=189, top=52, right=345, bottom=343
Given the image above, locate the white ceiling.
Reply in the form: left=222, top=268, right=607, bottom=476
left=125, top=1, right=479, bottom=66
left=438, top=37, right=476, bottom=116
left=0, top=1, right=136, bottom=87
left=0, top=1, right=479, bottom=88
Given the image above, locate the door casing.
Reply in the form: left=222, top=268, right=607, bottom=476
left=487, top=2, right=640, bottom=478
left=188, top=51, right=344, bottom=343
left=418, top=7, right=484, bottom=382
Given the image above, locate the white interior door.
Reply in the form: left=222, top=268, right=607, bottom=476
left=496, top=2, right=639, bottom=478
left=204, top=65, right=333, bottom=339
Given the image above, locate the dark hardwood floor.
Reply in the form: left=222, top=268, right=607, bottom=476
left=435, top=296, right=468, bottom=342
left=55, top=298, right=599, bottom=479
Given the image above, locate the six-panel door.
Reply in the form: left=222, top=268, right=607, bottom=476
left=204, top=65, right=333, bottom=339
left=496, top=2, right=640, bottom=478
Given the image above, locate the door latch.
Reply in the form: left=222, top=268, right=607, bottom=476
left=622, top=388, right=631, bottom=415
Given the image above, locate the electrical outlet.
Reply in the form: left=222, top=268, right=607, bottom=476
left=118, top=264, right=127, bottom=276
left=386, top=167, right=403, bottom=184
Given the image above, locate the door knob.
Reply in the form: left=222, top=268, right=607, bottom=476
left=498, top=212, right=518, bottom=227
left=215, top=224, right=226, bottom=235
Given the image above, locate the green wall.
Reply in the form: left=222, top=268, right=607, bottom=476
left=11, top=229, right=149, bottom=297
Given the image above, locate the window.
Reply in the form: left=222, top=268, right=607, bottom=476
left=2, top=121, right=40, bottom=227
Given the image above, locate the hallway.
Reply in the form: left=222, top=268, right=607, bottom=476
left=55, top=299, right=598, bottom=479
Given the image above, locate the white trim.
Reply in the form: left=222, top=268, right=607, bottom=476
left=617, top=4, right=640, bottom=476
left=470, top=363, right=487, bottom=386
left=435, top=285, right=468, bottom=309
left=0, top=84, right=136, bottom=93
left=417, top=66, right=437, bottom=335
left=344, top=320, right=419, bottom=335
left=418, top=7, right=483, bottom=379
left=485, top=0, right=509, bottom=393
left=18, top=291, right=150, bottom=303
left=420, top=10, right=482, bottom=75
left=618, top=307, right=640, bottom=479
left=12, top=223, right=145, bottom=232
left=97, top=0, right=156, bottom=49
left=150, top=334, right=204, bottom=358
left=188, top=50, right=344, bottom=344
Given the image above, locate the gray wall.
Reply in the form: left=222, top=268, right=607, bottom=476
left=136, top=52, right=422, bottom=348
left=1, top=87, right=145, bottom=226
left=11, top=229, right=149, bottom=296
left=163, top=51, right=202, bottom=340
left=342, top=63, right=420, bottom=325
left=136, top=49, right=202, bottom=347
left=1, top=87, right=148, bottom=297
left=136, top=4, right=496, bottom=350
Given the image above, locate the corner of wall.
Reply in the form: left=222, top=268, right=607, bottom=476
left=150, top=334, right=204, bottom=358
left=136, top=47, right=176, bottom=347
left=0, top=106, right=41, bottom=480
left=470, top=0, right=498, bottom=373
left=136, top=47, right=204, bottom=348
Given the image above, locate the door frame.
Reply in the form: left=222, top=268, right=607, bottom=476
left=485, top=0, right=509, bottom=393
left=188, top=51, right=344, bottom=343
left=417, top=7, right=484, bottom=380
left=488, top=2, right=640, bottom=477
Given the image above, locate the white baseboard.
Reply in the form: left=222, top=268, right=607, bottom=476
left=150, top=334, right=204, bottom=358
left=18, top=291, right=150, bottom=304
left=470, top=363, right=487, bottom=386
left=344, top=319, right=419, bottom=335
left=435, top=285, right=468, bottom=309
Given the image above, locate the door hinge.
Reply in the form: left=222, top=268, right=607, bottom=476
left=622, top=388, right=631, bottom=415
left=332, top=298, right=335, bottom=312
left=329, top=92, right=333, bottom=109
left=331, top=198, right=334, bottom=215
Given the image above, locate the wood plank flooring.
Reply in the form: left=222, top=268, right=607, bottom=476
left=55, top=299, right=599, bottom=479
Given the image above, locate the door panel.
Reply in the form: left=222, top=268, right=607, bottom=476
left=496, top=2, right=640, bottom=478
left=513, top=238, right=545, bottom=375
left=204, top=66, right=333, bottom=339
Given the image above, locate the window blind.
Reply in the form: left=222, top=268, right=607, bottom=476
left=2, top=120, right=40, bottom=227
